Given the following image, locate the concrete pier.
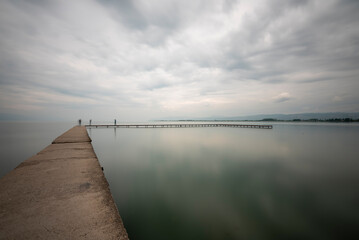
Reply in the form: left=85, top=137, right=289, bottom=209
left=0, top=126, right=128, bottom=239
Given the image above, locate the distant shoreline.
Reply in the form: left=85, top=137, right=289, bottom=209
left=157, top=118, right=359, bottom=123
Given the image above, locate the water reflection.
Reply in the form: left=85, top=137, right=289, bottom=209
left=90, top=123, right=359, bottom=240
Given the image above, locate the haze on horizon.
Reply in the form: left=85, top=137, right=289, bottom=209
left=0, top=0, right=358, bottom=122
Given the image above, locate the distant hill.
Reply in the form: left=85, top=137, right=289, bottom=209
left=163, top=112, right=359, bottom=121
left=224, top=112, right=359, bottom=121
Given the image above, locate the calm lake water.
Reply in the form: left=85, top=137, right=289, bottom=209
left=0, top=122, right=74, bottom=178
left=89, top=122, right=359, bottom=240
left=1, top=122, right=358, bottom=239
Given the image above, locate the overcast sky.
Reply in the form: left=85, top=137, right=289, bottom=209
left=0, top=0, right=358, bottom=121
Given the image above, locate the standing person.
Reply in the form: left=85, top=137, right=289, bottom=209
left=114, top=119, right=116, bottom=125
left=89, top=119, right=92, bottom=126
left=78, top=119, right=82, bottom=126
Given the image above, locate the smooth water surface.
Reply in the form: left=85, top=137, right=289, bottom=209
left=90, top=122, right=359, bottom=240
left=0, top=122, right=74, bottom=178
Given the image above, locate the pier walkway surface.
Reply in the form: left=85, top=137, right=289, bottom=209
left=0, top=126, right=128, bottom=239
left=86, top=123, right=273, bottom=129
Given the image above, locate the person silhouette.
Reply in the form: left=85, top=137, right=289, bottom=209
left=114, top=119, right=116, bottom=125
left=89, top=119, right=92, bottom=125
left=78, top=119, right=82, bottom=126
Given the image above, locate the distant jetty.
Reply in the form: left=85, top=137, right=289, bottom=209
left=86, top=123, right=273, bottom=129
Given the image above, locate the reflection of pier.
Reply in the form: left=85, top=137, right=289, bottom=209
left=86, top=124, right=273, bottom=129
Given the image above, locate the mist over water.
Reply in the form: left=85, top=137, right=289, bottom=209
left=89, top=122, right=359, bottom=240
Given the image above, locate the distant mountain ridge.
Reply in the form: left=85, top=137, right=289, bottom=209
left=223, top=112, right=359, bottom=121
left=165, top=112, right=359, bottom=121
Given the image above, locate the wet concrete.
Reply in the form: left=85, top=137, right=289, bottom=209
left=0, top=126, right=128, bottom=239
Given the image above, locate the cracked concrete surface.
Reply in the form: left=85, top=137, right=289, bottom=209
left=0, top=126, right=129, bottom=239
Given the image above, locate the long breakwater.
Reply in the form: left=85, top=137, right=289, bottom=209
left=86, top=124, right=273, bottom=129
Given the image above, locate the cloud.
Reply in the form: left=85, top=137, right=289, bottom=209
left=273, top=92, right=292, bottom=103
left=333, top=96, right=343, bottom=102
left=0, top=0, right=359, bottom=121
